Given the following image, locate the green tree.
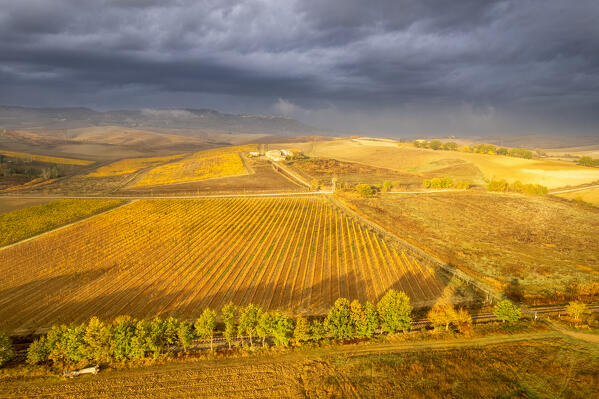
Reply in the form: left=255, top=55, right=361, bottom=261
left=382, top=180, right=392, bottom=192
left=177, top=321, right=195, bottom=350
left=111, top=316, right=137, bottom=361
left=221, top=302, right=237, bottom=349
left=27, top=337, right=49, bottom=365
left=310, top=320, right=327, bottom=341
left=566, top=301, right=588, bottom=321
left=429, top=140, right=442, bottom=150
left=362, top=301, right=379, bottom=338
left=427, top=303, right=457, bottom=331
left=147, top=317, right=169, bottom=357
left=350, top=300, right=366, bottom=338
left=293, top=317, right=311, bottom=344
left=0, top=331, right=14, bottom=367
left=130, top=320, right=151, bottom=360
left=355, top=184, right=374, bottom=197
left=256, top=311, right=272, bottom=347
left=377, top=290, right=412, bottom=333
left=493, top=300, right=521, bottom=323
left=83, top=317, right=112, bottom=363
left=454, top=308, right=472, bottom=333
left=442, top=142, right=458, bottom=151
left=325, top=298, right=354, bottom=339
left=238, top=304, right=262, bottom=347
left=49, top=324, right=86, bottom=365
left=195, top=308, right=217, bottom=350
left=269, top=312, right=294, bottom=346
left=163, top=316, right=180, bottom=346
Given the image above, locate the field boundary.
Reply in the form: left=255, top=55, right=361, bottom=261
left=0, top=200, right=132, bottom=251
left=326, top=194, right=503, bottom=302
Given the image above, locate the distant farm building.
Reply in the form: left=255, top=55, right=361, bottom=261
left=247, top=151, right=261, bottom=157
left=265, top=150, right=285, bottom=161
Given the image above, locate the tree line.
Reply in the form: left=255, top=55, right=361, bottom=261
left=412, top=140, right=535, bottom=160
left=422, top=177, right=470, bottom=189
left=487, top=180, right=548, bottom=195
left=0, top=291, right=528, bottom=369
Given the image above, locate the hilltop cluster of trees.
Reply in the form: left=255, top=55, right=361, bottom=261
left=460, top=144, right=534, bottom=159
left=487, top=180, right=548, bottom=195
left=577, top=156, right=599, bottom=167
left=412, top=140, right=535, bottom=160
left=422, top=177, right=470, bottom=189
left=0, top=292, right=530, bottom=370
left=413, top=140, right=458, bottom=151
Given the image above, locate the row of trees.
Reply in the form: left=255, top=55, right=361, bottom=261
left=413, top=140, right=458, bottom=151
left=577, top=156, right=599, bottom=168
left=461, top=144, right=534, bottom=159
left=412, top=141, right=535, bottom=160
left=487, top=180, right=548, bottom=195
left=0, top=291, right=530, bottom=369
left=422, top=177, right=470, bottom=189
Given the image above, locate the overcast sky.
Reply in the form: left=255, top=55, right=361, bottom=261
left=1, top=0, right=598, bottom=136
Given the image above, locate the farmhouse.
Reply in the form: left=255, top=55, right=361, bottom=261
left=265, top=150, right=285, bottom=161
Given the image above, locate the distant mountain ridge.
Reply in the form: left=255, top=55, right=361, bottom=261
left=0, top=105, right=327, bottom=136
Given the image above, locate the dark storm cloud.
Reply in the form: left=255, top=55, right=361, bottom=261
left=0, top=0, right=598, bottom=135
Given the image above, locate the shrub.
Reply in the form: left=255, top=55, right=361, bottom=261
left=325, top=298, right=354, bottom=339
left=493, top=300, right=521, bottom=323
left=293, top=317, right=311, bottom=344
left=0, top=332, right=15, bottom=367
left=425, top=177, right=453, bottom=189
left=427, top=304, right=457, bottom=331
left=442, top=142, right=458, bottom=151
left=27, top=337, right=49, bottom=365
left=487, top=179, right=508, bottom=192
left=578, top=156, right=599, bottom=167
left=566, top=301, right=588, bottom=321
left=459, top=145, right=472, bottom=153
left=309, top=320, right=327, bottom=341
left=454, top=180, right=470, bottom=189
left=382, top=180, right=392, bottom=192
left=455, top=308, right=473, bottom=333
left=497, top=147, right=508, bottom=155
left=355, top=184, right=374, bottom=197
left=429, top=140, right=442, bottom=150
left=377, top=290, right=412, bottom=333
left=508, top=148, right=533, bottom=159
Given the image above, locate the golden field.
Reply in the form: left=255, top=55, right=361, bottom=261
left=289, top=139, right=599, bottom=189
left=555, top=187, right=599, bottom=206
left=87, top=154, right=186, bottom=177
left=0, top=199, right=124, bottom=247
left=133, top=145, right=254, bottom=187
left=0, top=149, right=94, bottom=166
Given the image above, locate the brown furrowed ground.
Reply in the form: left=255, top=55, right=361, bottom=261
left=1, top=337, right=597, bottom=398
left=339, top=191, right=599, bottom=303
left=0, top=197, right=463, bottom=335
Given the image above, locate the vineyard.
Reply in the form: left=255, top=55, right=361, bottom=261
left=0, top=197, right=450, bottom=334
left=87, top=154, right=186, bottom=177
left=0, top=150, right=94, bottom=165
left=133, top=145, right=254, bottom=187
left=0, top=199, right=124, bottom=247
